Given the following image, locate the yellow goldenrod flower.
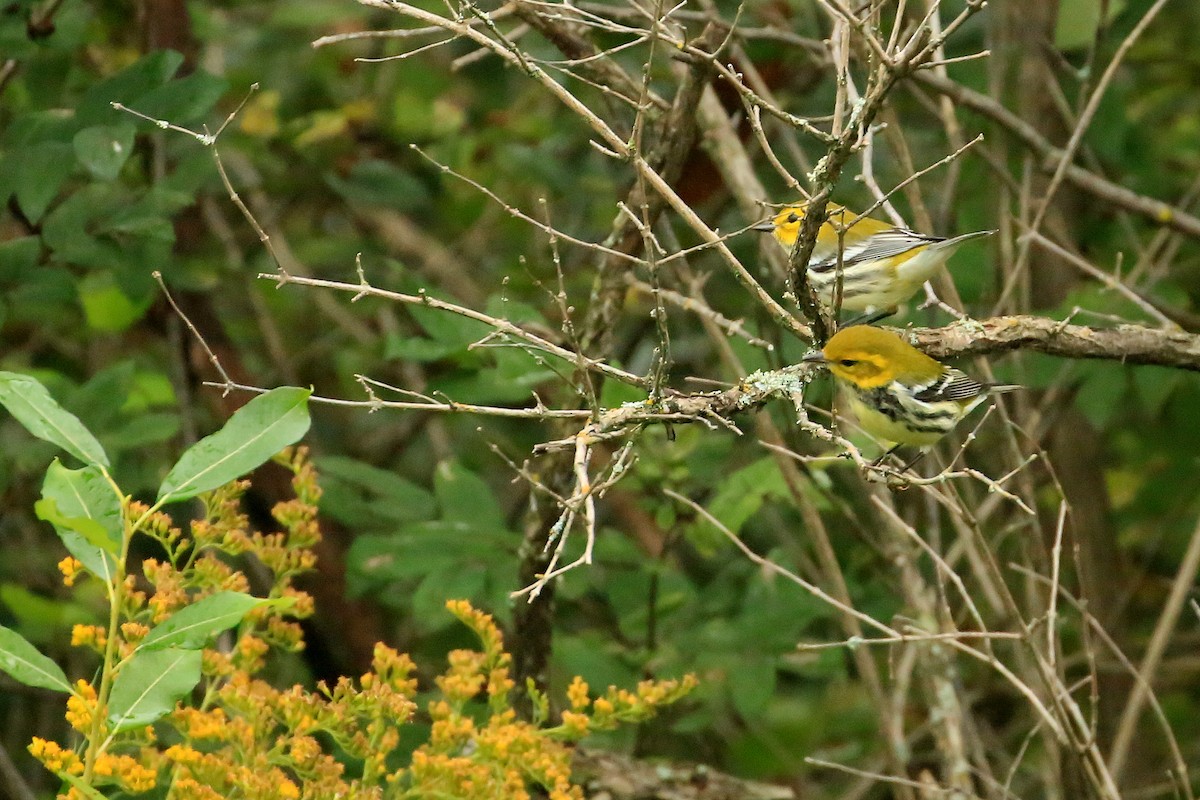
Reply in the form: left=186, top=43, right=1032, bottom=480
left=92, top=753, right=157, bottom=793
left=804, top=325, right=1018, bottom=448
left=71, top=624, right=107, bottom=651
left=756, top=202, right=992, bottom=313
left=566, top=676, right=590, bottom=711
left=29, top=737, right=83, bottom=776
left=57, top=556, right=83, bottom=586
left=65, top=680, right=98, bottom=733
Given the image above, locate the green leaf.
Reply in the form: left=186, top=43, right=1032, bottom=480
left=99, top=186, right=192, bottom=238
left=65, top=361, right=135, bottom=432
left=39, top=184, right=124, bottom=271
left=77, top=50, right=184, bottom=125
left=59, top=773, right=110, bottom=800
left=325, top=158, right=431, bottom=210
left=78, top=271, right=153, bottom=332
left=1133, top=366, right=1180, bottom=418
left=140, top=592, right=272, bottom=651
left=0, top=236, right=41, bottom=282
left=124, top=370, right=177, bottom=412
left=315, top=455, right=436, bottom=527
left=729, top=656, right=777, bottom=718
left=106, top=412, right=180, bottom=449
left=554, top=633, right=640, bottom=694
left=40, top=460, right=122, bottom=581
left=408, top=302, right=490, bottom=348
left=0, top=625, right=72, bottom=693
left=35, top=498, right=118, bottom=555
left=346, top=524, right=516, bottom=591
left=484, top=296, right=548, bottom=327
left=157, top=387, right=312, bottom=503
left=412, top=565, right=489, bottom=625
left=690, top=458, right=788, bottom=551
left=73, top=124, right=136, bottom=181
left=128, top=70, right=228, bottom=124
left=434, top=460, right=505, bottom=529
left=0, top=109, right=80, bottom=150
left=14, top=142, right=76, bottom=223
left=0, top=372, right=109, bottom=467
left=107, top=647, right=202, bottom=732
left=382, top=332, right=458, bottom=363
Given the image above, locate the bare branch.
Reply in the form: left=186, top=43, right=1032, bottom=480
left=906, top=315, right=1200, bottom=372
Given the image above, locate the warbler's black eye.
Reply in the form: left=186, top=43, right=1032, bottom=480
left=786, top=212, right=799, bottom=223
left=839, top=359, right=858, bottom=367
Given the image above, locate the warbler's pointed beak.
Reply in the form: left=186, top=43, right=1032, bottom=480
left=802, top=350, right=827, bottom=364
left=752, top=220, right=777, bottom=232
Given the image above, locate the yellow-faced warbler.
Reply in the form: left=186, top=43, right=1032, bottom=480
left=755, top=202, right=993, bottom=313
left=803, top=326, right=1018, bottom=449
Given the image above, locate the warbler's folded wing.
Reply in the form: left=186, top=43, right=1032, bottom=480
left=809, top=228, right=944, bottom=273
left=912, top=368, right=986, bottom=403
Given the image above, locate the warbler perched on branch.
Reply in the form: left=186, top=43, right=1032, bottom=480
left=755, top=202, right=993, bottom=314
left=803, top=325, right=1018, bottom=451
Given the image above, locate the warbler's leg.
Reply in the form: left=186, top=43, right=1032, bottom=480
left=840, top=308, right=896, bottom=329
left=898, top=449, right=930, bottom=473
left=871, top=443, right=903, bottom=468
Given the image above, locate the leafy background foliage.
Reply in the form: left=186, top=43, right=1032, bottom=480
left=3, top=0, right=1200, bottom=796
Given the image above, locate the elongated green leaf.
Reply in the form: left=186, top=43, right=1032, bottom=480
left=59, top=773, right=110, bottom=800
left=35, top=499, right=118, bottom=555
left=157, top=387, right=311, bottom=504
left=0, top=625, right=72, bottom=693
left=107, top=647, right=201, bottom=732
left=40, top=461, right=121, bottom=583
left=140, top=592, right=272, bottom=651
left=0, top=372, right=109, bottom=467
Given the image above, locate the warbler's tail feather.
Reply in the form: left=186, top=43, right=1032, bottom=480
left=928, top=229, right=996, bottom=251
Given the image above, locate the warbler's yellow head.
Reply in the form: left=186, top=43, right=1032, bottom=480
left=754, top=203, right=809, bottom=247
left=755, top=202, right=885, bottom=249
left=806, top=326, right=942, bottom=389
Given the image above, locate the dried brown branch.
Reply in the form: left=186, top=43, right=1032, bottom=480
left=574, top=746, right=794, bottom=799
left=906, top=315, right=1200, bottom=372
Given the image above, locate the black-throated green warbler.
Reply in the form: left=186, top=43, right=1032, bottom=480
left=755, top=202, right=993, bottom=313
left=803, top=325, right=1018, bottom=448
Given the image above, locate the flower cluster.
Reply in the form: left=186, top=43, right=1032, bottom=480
left=28, top=450, right=697, bottom=799
left=403, top=600, right=697, bottom=800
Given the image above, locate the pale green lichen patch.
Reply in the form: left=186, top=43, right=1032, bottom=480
left=737, top=366, right=814, bottom=408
